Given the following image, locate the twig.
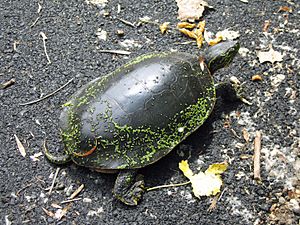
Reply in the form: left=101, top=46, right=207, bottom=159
left=31, top=17, right=40, bottom=28
left=19, top=78, right=74, bottom=106
left=146, top=181, right=191, bottom=192
left=1, top=78, right=15, bottom=89
left=16, top=183, right=32, bottom=196
left=48, top=168, right=60, bottom=195
left=61, top=198, right=82, bottom=204
left=40, top=32, right=51, bottom=64
left=98, top=49, right=131, bottom=55
left=69, top=184, right=84, bottom=199
left=117, top=18, right=135, bottom=27
left=207, top=187, right=227, bottom=212
left=253, top=131, right=262, bottom=181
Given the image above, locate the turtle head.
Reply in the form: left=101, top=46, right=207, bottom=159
left=204, top=41, right=240, bottom=74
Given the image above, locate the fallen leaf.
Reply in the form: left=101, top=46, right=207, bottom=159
left=159, top=22, right=170, bottom=34
left=179, top=160, right=228, bottom=198
left=208, top=36, right=223, bottom=46
left=96, top=28, right=107, bottom=41
left=257, top=45, right=284, bottom=64
left=14, top=134, right=26, bottom=157
left=176, top=0, right=212, bottom=21
left=177, top=22, right=196, bottom=29
left=178, top=28, right=197, bottom=39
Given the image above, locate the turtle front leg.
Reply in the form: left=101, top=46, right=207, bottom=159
left=113, top=169, right=145, bottom=206
left=215, top=78, right=250, bottom=104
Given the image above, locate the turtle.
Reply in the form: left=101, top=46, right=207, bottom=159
left=44, top=41, right=242, bottom=205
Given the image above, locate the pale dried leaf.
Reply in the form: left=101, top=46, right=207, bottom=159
left=257, top=45, right=284, bottom=63
left=54, top=204, right=71, bottom=220
left=96, top=28, right=107, bottom=41
left=176, top=0, right=212, bottom=21
left=216, top=29, right=240, bottom=40
left=14, top=134, right=26, bottom=157
left=30, top=152, right=43, bottom=161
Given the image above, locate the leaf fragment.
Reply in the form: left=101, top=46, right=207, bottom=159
left=176, top=0, right=212, bottom=21
left=177, top=22, right=196, bottom=29
left=159, top=22, right=170, bottom=34
left=242, top=128, right=250, bottom=143
left=14, top=134, right=26, bottom=157
left=257, top=45, right=284, bottom=64
left=178, top=28, right=197, bottom=39
left=179, top=160, right=228, bottom=198
left=278, top=6, right=292, bottom=13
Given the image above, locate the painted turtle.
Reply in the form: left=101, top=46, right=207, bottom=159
left=44, top=41, right=241, bottom=205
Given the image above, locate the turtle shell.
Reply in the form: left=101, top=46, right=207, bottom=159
left=60, top=52, right=216, bottom=170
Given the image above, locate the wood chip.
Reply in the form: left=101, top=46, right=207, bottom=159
left=69, top=184, right=84, bottom=199
left=42, top=207, right=55, bottom=217
left=48, top=168, right=60, bottom=195
left=1, top=78, right=15, bottom=89
left=14, top=134, right=26, bottom=157
left=54, top=204, right=71, bottom=220
left=242, top=128, right=250, bottom=143
left=253, top=131, right=262, bottom=181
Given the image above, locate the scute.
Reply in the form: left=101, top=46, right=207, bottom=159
left=60, top=52, right=216, bottom=170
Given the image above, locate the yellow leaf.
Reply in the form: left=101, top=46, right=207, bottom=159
left=205, top=161, right=228, bottom=175
left=179, top=160, right=227, bottom=198
left=177, top=22, right=196, bottom=29
left=159, top=22, right=170, bottom=34
left=178, top=28, right=197, bottom=39
left=179, top=160, right=194, bottom=179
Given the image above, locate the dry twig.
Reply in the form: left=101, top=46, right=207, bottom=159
left=1, top=78, right=15, bottom=89
left=98, top=49, right=131, bottom=55
left=40, top=32, right=51, bottom=64
left=253, top=131, right=262, bottom=181
left=19, top=78, right=74, bottom=106
left=48, top=168, right=60, bottom=195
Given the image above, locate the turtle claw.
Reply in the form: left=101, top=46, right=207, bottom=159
left=113, top=170, right=145, bottom=206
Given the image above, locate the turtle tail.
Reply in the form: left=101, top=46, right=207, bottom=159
left=43, top=140, right=71, bottom=165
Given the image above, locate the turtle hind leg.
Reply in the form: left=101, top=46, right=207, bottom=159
left=43, top=140, right=71, bottom=165
left=113, top=169, right=145, bottom=206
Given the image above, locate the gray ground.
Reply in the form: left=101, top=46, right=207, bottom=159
left=1, top=0, right=299, bottom=224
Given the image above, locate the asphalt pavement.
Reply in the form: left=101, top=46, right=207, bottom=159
left=1, top=0, right=299, bottom=224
